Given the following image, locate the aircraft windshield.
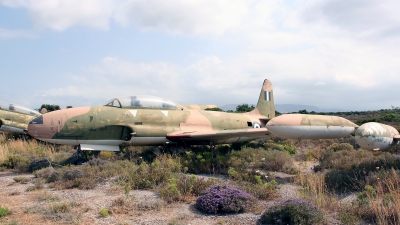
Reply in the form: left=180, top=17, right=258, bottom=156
left=0, top=103, right=41, bottom=116
left=104, top=96, right=176, bottom=109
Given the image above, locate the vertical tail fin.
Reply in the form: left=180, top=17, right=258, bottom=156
left=255, top=79, right=275, bottom=118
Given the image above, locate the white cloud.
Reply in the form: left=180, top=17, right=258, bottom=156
left=0, top=27, right=37, bottom=39
left=3, top=0, right=400, bottom=110
left=300, top=0, right=400, bottom=40
left=114, top=0, right=249, bottom=36
left=1, top=0, right=114, bottom=31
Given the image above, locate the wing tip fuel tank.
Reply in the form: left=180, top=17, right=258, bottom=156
left=266, top=114, right=358, bottom=139
left=355, top=122, right=399, bottom=151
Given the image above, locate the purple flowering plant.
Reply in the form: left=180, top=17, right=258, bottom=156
left=260, top=198, right=323, bottom=225
left=195, top=184, right=255, bottom=214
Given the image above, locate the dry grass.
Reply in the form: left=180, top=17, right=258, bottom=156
left=296, top=172, right=340, bottom=213
left=3, top=132, right=400, bottom=224
left=365, top=169, right=400, bottom=224
left=0, top=136, right=73, bottom=171
left=297, top=165, right=400, bottom=224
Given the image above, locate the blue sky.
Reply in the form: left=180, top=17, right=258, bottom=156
left=0, top=0, right=399, bottom=111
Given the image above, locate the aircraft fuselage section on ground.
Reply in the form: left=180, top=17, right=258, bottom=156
left=0, top=103, right=41, bottom=135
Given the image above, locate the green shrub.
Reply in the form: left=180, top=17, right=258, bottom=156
left=259, top=150, right=293, bottom=172
left=2, top=154, right=29, bottom=171
left=0, top=207, right=8, bottom=217
left=158, top=177, right=179, bottom=203
left=383, top=113, right=397, bottom=122
left=99, top=208, right=109, bottom=217
left=260, top=198, right=323, bottom=225
left=13, top=177, right=31, bottom=184
left=357, top=185, right=377, bottom=206
left=48, top=160, right=138, bottom=190
left=319, top=151, right=400, bottom=192
left=326, top=143, right=354, bottom=152
left=26, top=179, right=44, bottom=191
left=49, top=202, right=70, bottom=213
left=120, top=156, right=181, bottom=189
left=182, top=150, right=226, bottom=174
left=158, top=174, right=219, bottom=203
left=34, top=167, right=56, bottom=179
left=63, top=168, right=84, bottom=180
left=325, top=170, right=359, bottom=192
left=46, top=170, right=61, bottom=183
left=235, top=180, right=277, bottom=200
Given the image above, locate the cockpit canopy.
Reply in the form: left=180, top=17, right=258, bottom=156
left=104, top=95, right=176, bottom=109
left=0, top=103, right=41, bottom=116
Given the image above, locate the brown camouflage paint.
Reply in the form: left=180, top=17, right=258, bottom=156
left=27, top=79, right=274, bottom=146
left=267, top=114, right=358, bottom=127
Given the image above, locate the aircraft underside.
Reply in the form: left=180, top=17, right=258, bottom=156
left=37, top=136, right=263, bottom=151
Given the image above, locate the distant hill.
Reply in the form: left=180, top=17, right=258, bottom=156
left=221, top=104, right=342, bottom=113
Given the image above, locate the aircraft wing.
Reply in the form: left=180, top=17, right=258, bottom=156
left=394, top=135, right=400, bottom=140
left=166, top=128, right=270, bottom=140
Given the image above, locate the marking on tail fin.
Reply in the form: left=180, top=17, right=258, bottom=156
left=265, top=91, right=271, bottom=101
left=255, top=79, right=275, bottom=118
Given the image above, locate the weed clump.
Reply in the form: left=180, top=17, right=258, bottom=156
left=235, top=180, right=277, bottom=200
left=196, top=184, right=255, bottom=214
left=2, top=154, right=29, bottom=171
left=260, top=198, right=323, bottom=225
left=63, top=168, right=84, bottom=181
left=35, top=167, right=62, bottom=183
left=26, top=178, right=44, bottom=191
left=119, top=156, right=181, bottom=189
left=13, top=176, right=31, bottom=184
left=49, top=202, right=70, bottom=213
left=0, top=207, right=8, bottom=217
left=99, top=208, right=110, bottom=217
left=158, top=174, right=219, bottom=203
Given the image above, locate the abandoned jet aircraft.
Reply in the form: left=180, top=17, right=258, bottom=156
left=0, top=103, right=41, bottom=135
left=27, top=79, right=362, bottom=151
left=27, top=79, right=276, bottom=151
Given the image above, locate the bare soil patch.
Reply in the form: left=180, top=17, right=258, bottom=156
left=0, top=170, right=299, bottom=225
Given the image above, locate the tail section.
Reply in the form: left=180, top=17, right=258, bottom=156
left=254, top=79, right=275, bottom=118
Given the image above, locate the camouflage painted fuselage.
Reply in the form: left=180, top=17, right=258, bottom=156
left=28, top=79, right=275, bottom=151
left=0, top=103, right=41, bottom=134
left=28, top=104, right=269, bottom=147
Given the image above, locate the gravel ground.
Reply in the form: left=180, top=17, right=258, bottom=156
left=0, top=170, right=302, bottom=225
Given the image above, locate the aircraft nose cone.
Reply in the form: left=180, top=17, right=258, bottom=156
left=27, top=115, right=43, bottom=138
left=27, top=114, right=55, bottom=139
